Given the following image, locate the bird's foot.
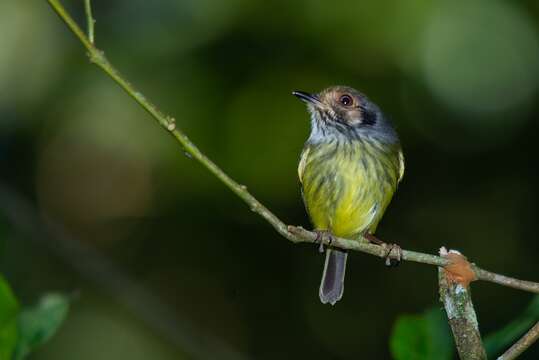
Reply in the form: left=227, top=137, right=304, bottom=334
left=314, top=230, right=334, bottom=253
left=365, top=234, right=402, bottom=267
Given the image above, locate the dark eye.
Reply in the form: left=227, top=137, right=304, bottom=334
left=339, top=94, right=353, bottom=106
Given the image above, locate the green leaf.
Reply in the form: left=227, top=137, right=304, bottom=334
left=484, top=295, right=539, bottom=358
left=390, top=307, right=453, bottom=360
left=0, top=274, right=19, bottom=360
left=13, top=293, right=70, bottom=360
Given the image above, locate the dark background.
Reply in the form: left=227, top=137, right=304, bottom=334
left=1, top=0, right=539, bottom=359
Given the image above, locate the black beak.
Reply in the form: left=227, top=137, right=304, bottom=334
left=292, top=90, right=321, bottom=106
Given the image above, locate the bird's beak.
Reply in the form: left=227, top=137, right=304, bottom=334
left=292, top=91, right=322, bottom=107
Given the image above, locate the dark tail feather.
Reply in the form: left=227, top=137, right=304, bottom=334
left=319, top=249, right=347, bottom=305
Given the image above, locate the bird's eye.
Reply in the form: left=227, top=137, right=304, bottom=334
left=339, top=94, right=353, bottom=106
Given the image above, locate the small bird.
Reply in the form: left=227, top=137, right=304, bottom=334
left=293, top=86, right=404, bottom=305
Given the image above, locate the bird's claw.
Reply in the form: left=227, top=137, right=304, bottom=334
left=384, top=244, right=402, bottom=267
left=315, top=230, right=333, bottom=253
left=365, top=233, right=402, bottom=267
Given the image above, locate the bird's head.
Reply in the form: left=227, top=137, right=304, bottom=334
left=293, top=86, right=396, bottom=141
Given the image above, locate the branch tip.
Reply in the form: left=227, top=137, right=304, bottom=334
left=84, top=0, right=95, bottom=44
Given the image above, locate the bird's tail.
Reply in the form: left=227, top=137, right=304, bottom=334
left=319, top=248, right=347, bottom=305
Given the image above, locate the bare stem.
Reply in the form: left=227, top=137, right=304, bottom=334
left=474, top=268, right=539, bottom=294
left=497, top=321, right=539, bottom=360
left=439, top=268, right=487, bottom=360
left=84, top=0, right=95, bottom=44
left=45, top=0, right=539, bottom=295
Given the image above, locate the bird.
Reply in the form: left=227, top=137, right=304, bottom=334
left=293, top=86, right=404, bottom=305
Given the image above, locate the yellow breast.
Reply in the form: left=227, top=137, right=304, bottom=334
left=299, top=139, right=402, bottom=238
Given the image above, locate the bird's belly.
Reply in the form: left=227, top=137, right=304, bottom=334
left=331, top=182, right=379, bottom=237
left=302, top=149, right=396, bottom=238
left=305, top=173, right=380, bottom=238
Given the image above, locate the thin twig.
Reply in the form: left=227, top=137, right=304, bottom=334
left=474, top=268, right=539, bottom=294
left=45, top=0, right=539, bottom=294
left=439, top=267, right=487, bottom=360
left=497, top=321, right=539, bottom=360
left=84, top=0, right=95, bottom=44
left=484, top=296, right=539, bottom=357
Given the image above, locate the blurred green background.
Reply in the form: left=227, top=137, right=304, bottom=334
left=1, top=0, right=539, bottom=358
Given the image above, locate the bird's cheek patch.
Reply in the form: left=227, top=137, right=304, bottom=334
left=345, top=110, right=363, bottom=125
left=361, top=108, right=377, bottom=126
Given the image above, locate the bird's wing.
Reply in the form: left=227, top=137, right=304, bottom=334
left=398, top=149, right=405, bottom=184
left=298, top=145, right=311, bottom=185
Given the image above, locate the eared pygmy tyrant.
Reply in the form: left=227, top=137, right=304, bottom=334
left=293, top=86, right=404, bottom=305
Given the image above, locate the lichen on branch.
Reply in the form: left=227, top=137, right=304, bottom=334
left=439, top=251, right=487, bottom=360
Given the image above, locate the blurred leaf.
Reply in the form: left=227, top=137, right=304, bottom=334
left=484, top=295, right=539, bottom=358
left=390, top=307, right=453, bottom=360
left=0, top=274, right=19, bottom=360
left=13, top=293, right=70, bottom=360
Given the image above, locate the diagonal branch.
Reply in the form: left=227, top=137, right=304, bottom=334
left=45, top=0, right=539, bottom=294
left=497, top=321, right=539, bottom=360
